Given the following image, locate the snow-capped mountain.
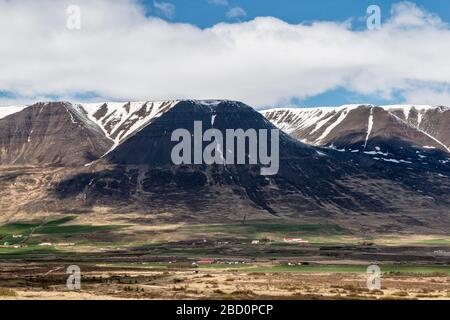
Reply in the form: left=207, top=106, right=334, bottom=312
left=0, top=101, right=182, bottom=164
left=262, top=105, right=450, bottom=150
left=0, top=100, right=208, bottom=156
left=78, top=101, right=179, bottom=152
left=2, top=101, right=449, bottom=166
left=0, top=100, right=449, bottom=231
left=55, top=100, right=449, bottom=222
left=262, top=105, right=450, bottom=165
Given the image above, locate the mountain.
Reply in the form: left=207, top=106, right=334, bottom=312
left=52, top=101, right=450, bottom=230
left=0, top=102, right=112, bottom=166
left=0, top=101, right=181, bottom=165
left=262, top=105, right=450, bottom=166
left=0, top=100, right=449, bottom=232
left=79, top=100, right=179, bottom=153
left=55, top=100, right=339, bottom=217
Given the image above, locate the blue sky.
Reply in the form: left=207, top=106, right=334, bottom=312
left=142, top=0, right=450, bottom=29
left=1, top=0, right=450, bottom=108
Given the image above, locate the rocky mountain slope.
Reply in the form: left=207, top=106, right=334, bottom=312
left=262, top=105, right=450, bottom=166
left=0, top=101, right=449, bottom=231
left=80, top=101, right=179, bottom=153
left=0, top=102, right=112, bottom=166
left=54, top=101, right=449, bottom=225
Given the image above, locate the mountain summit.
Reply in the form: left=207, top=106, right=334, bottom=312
left=0, top=100, right=449, bottom=232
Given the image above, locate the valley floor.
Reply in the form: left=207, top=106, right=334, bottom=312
left=0, top=215, right=449, bottom=300
left=1, top=262, right=450, bottom=300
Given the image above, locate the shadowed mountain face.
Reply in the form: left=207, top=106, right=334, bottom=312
left=52, top=101, right=450, bottom=223
left=105, top=100, right=314, bottom=166
left=0, top=102, right=113, bottom=166
left=0, top=100, right=449, bottom=230
left=55, top=100, right=334, bottom=216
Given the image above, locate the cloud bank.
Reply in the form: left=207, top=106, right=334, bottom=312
left=1, top=0, right=450, bottom=107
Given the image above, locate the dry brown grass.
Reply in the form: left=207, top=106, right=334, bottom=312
left=0, top=287, right=17, bottom=297
left=0, top=262, right=449, bottom=300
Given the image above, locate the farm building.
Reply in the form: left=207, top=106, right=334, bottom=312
left=284, top=238, right=309, bottom=244
left=197, top=258, right=215, bottom=265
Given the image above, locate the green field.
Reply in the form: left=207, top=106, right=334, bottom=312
left=0, top=216, right=125, bottom=250
left=182, top=222, right=450, bottom=246
left=1, top=218, right=449, bottom=267
left=0, top=245, right=57, bottom=255
left=184, top=222, right=346, bottom=241
left=412, top=239, right=450, bottom=245
left=187, top=222, right=343, bottom=235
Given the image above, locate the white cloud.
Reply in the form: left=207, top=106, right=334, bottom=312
left=389, top=1, right=444, bottom=28
left=402, top=83, right=450, bottom=105
left=0, top=0, right=450, bottom=107
left=226, top=7, right=247, bottom=19
left=153, top=1, right=175, bottom=19
left=207, top=0, right=228, bottom=6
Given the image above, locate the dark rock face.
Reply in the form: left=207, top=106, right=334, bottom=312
left=55, top=100, right=320, bottom=215
left=0, top=102, right=112, bottom=166
left=106, top=100, right=314, bottom=166
left=0, top=100, right=449, bottom=228
left=52, top=101, right=450, bottom=221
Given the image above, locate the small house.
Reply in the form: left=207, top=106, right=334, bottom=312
left=197, top=258, right=215, bottom=265
left=38, top=242, right=52, bottom=246
left=284, top=238, right=309, bottom=244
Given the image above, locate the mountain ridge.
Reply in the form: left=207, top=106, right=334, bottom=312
left=0, top=102, right=112, bottom=166
left=0, top=100, right=449, bottom=231
left=262, top=104, right=450, bottom=155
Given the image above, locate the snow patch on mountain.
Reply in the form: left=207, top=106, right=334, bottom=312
left=262, top=104, right=450, bottom=153
left=315, top=106, right=358, bottom=143
left=364, top=107, right=374, bottom=149
left=78, top=100, right=180, bottom=154
left=262, top=104, right=366, bottom=135
left=389, top=111, right=450, bottom=153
